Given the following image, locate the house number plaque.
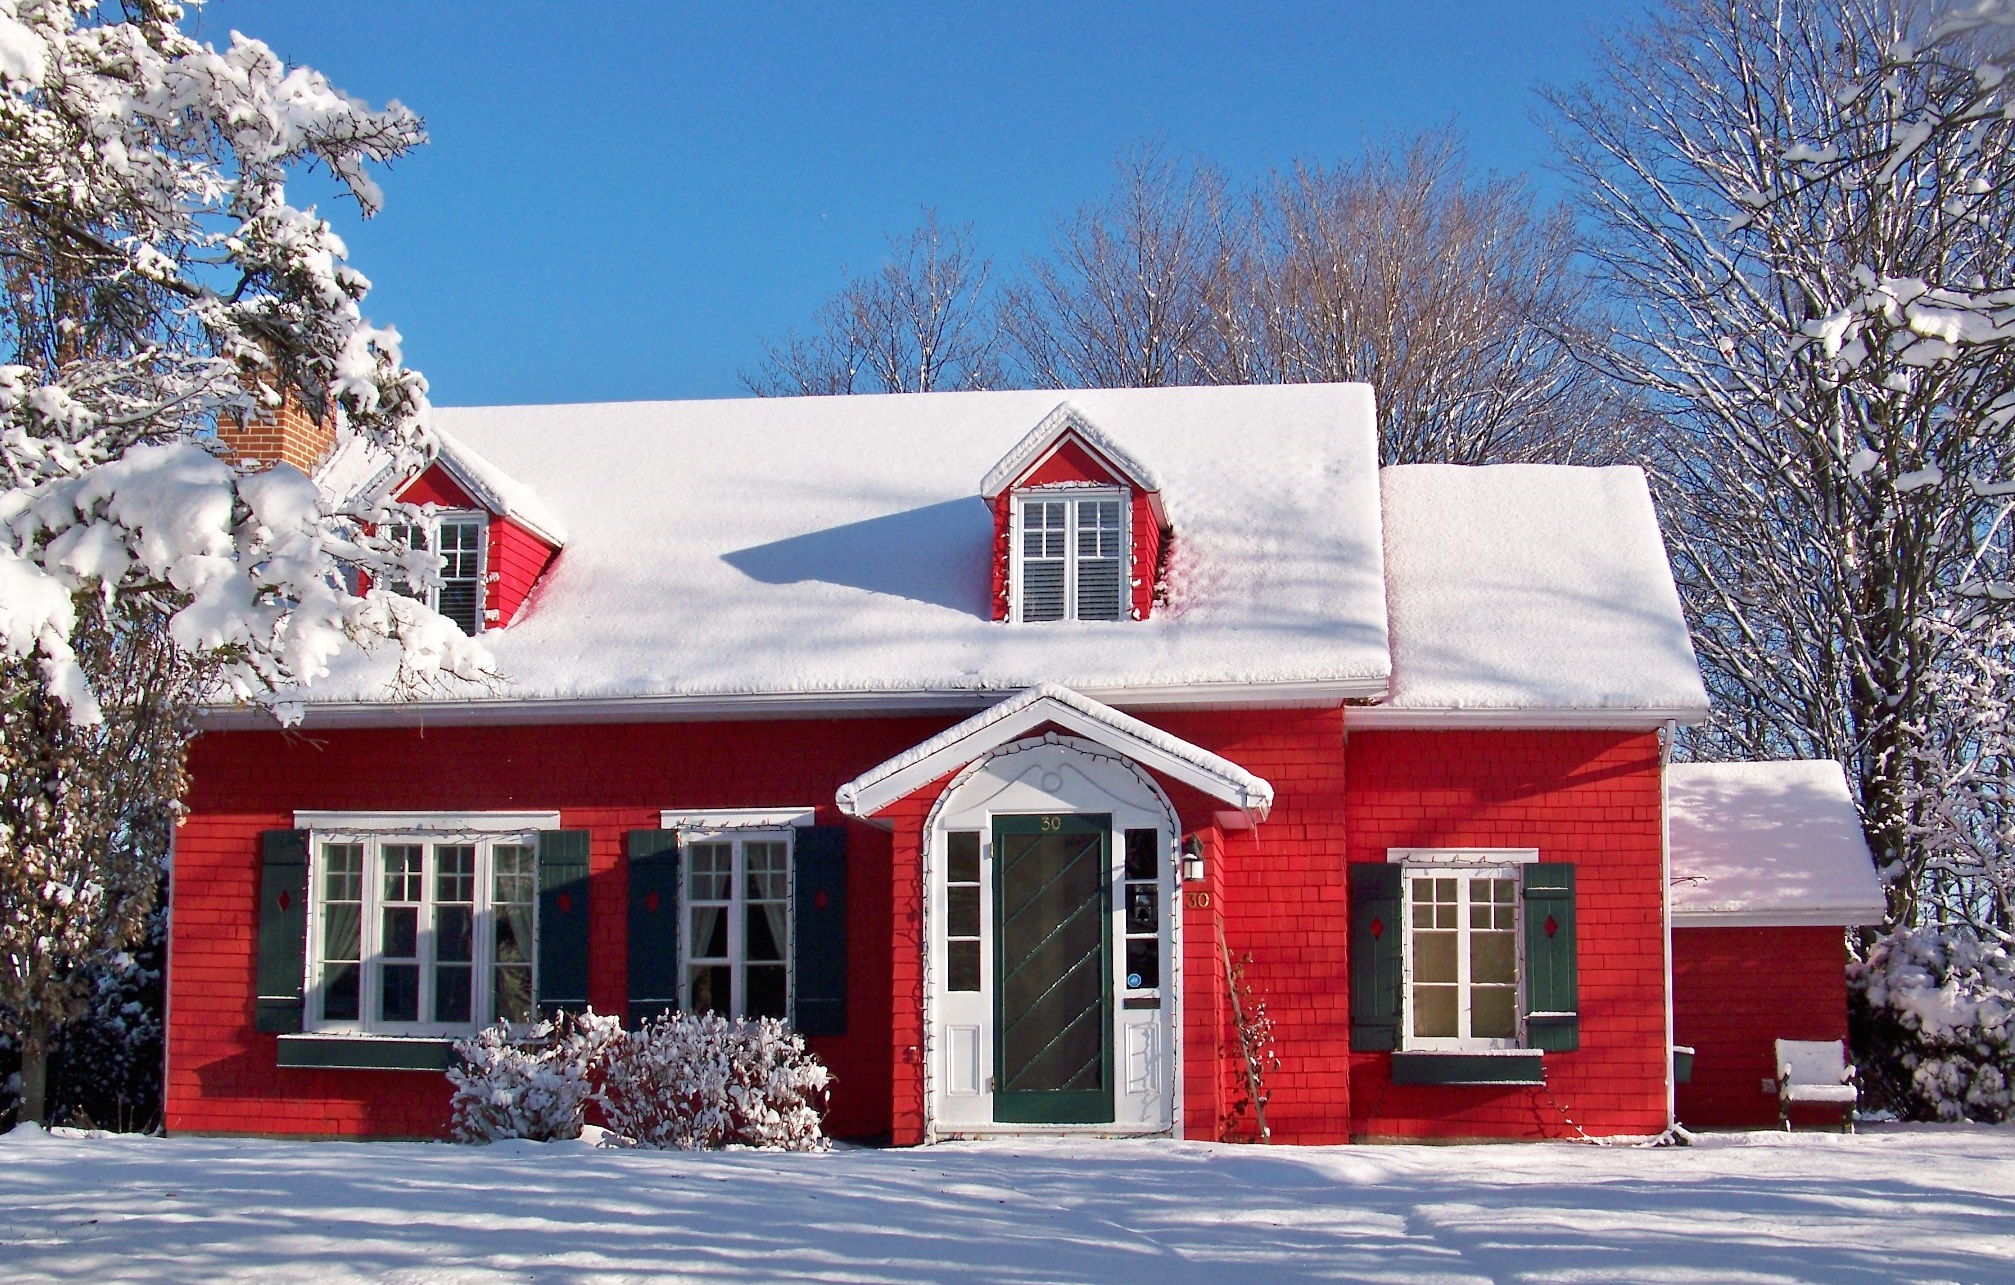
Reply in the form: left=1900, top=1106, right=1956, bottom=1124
left=1184, top=891, right=1212, bottom=909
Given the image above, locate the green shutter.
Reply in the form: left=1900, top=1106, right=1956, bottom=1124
left=1349, top=862, right=1403, bottom=1052
left=536, top=829, right=592, bottom=1018
left=627, top=829, right=681, bottom=1027
left=792, top=825, right=848, bottom=1037
left=255, top=829, right=310, bottom=1033
left=1524, top=862, right=1579, bottom=1052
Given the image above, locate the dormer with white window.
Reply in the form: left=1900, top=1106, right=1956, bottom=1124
left=322, top=426, right=567, bottom=637
left=981, top=402, right=1170, bottom=624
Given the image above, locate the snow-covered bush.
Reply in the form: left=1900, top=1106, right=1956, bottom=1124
left=598, top=1012, right=830, bottom=1151
left=447, top=1010, right=621, bottom=1143
left=1852, top=928, right=2015, bottom=1123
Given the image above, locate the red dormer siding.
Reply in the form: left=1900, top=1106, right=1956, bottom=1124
left=397, top=462, right=480, bottom=512
left=989, top=436, right=1168, bottom=622
left=486, top=513, right=559, bottom=626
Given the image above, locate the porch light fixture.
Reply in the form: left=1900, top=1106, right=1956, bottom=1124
left=1181, top=835, right=1206, bottom=884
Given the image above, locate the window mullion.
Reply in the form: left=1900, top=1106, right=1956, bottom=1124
left=363, top=838, right=380, bottom=1029
left=1065, top=498, right=1080, bottom=620
left=1456, top=878, right=1473, bottom=1042
left=729, top=839, right=746, bottom=1019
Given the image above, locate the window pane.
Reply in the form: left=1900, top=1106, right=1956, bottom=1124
left=1414, top=930, right=1457, bottom=984
left=436, top=906, right=474, bottom=965
left=688, top=963, right=730, bottom=1014
left=1076, top=558, right=1122, bottom=620
left=1022, top=559, right=1065, bottom=621
left=946, top=831, right=981, bottom=884
left=436, top=965, right=472, bottom=1024
left=1125, top=937, right=1160, bottom=990
left=946, top=885, right=981, bottom=938
left=745, top=841, right=789, bottom=901
left=947, top=940, right=981, bottom=992
left=493, top=845, right=536, bottom=905
left=689, top=906, right=727, bottom=961
left=382, top=906, right=418, bottom=959
left=383, top=845, right=423, bottom=902
left=1413, top=984, right=1458, bottom=1038
left=495, top=965, right=533, bottom=1025
left=322, top=963, right=360, bottom=1022
left=1124, top=829, right=1158, bottom=881
left=496, top=902, right=533, bottom=967
left=323, top=844, right=364, bottom=901
left=746, top=965, right=788, bottom=1020
left=1471, top=929, right=1517, bottom=986
left=323, top=902, right=361, bottom=964
left=1125, top=883, right=1157, bottom=935
left=747, top=902, right=787, bottom=963
left=382, top=963, right=420, bottom=1023
left=435, top=845, right=475, bottom=903
left=687, top=843, right=731, bottom=901
left=1472, top=986, right=1518, bottom=1039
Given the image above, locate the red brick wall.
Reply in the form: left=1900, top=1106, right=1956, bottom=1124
left=1343, top=728, right=1669, bottom=1140
left=170, top=716, right=949, bottom=1140
left=1674, top=925, right=1848, bottom=1128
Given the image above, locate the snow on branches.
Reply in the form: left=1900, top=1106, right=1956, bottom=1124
left=0, top=0, right=492, bottom=725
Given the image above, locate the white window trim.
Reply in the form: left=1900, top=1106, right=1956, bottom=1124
left=660, top=807, right=816, bottom=831
left=1397, top=860, right=1528, bottom=1053
left=297, top=810, right=560, bottom=832
left=1010, top=484, right=1131, bottom=623
left=1387, top=848, right=1539, bottom=865
left=304, top=828, right=540, bottom=1038
left=678, top=827, right=796, bottom=1021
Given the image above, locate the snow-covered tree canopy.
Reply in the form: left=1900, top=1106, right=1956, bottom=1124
left=0, top=0, right=490, bottom=725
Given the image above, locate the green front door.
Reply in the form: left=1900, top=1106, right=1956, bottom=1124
left=992, top=813, right=1113, bottom=1124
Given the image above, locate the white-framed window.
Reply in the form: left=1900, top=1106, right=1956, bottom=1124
left=682, top=830, right=793, bottom=1020
left=307, top=833, right=536, bottom=1035
left=1401, top=865, right=1523, bottom=1050
left=390, top=510, right=488, bottom=635
left=1013, top=488, right=1128, bottom=622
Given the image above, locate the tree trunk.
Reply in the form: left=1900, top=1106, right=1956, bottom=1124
left=19, top=1013, right=49, bottom=1126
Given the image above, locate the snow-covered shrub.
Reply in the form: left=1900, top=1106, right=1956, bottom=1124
left=447, top=1010, right=622, bottom=1143
left=1852, top=928, right=2015, bottom=1123
left=721, top=1017, right=833, bottom=1150
left=598, top=1012, right=830, bottom=1151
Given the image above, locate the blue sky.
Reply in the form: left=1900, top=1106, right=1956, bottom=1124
left=196, top=2, right=1637, bottom=407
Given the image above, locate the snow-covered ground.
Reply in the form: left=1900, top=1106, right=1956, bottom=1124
left=1, top=1125, right=2011, bottom=1283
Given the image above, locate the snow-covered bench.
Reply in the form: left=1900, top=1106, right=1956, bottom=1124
left=1777, top=1039, right=1857, bottom=1132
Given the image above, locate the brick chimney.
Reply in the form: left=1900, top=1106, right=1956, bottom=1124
left=218, top=379, right=336, bottom=474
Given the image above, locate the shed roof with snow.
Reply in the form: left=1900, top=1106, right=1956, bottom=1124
left=1668, top=761, right=1887, bottom=927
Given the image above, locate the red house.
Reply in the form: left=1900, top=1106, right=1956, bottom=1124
left=169, top=384, right=1867, bottom=1143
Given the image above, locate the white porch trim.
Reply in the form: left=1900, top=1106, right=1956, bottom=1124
left=836, top=683, right=1273, bottom=823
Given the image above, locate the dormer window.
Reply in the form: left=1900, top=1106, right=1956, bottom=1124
left=1017, top=490, right=1127, bottom=622
left=984, top=402, right=1169, bottom=625
left=390, top=511, right=488, bottom=635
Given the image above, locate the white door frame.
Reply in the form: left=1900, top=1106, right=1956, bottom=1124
left=920, top=733, right=1183, bottom=1140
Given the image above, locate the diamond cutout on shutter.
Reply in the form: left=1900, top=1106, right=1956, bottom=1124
left=1369, top=915, right=1383, bottom=940
left=644, top=891, right=660, bottom=913
left=1544, top=914, right=1559, bottom=939
left=557, top=892, right=574, bottom=914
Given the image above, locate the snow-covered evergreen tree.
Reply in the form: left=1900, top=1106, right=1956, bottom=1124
left=0, top=1, right=487, bottom=1126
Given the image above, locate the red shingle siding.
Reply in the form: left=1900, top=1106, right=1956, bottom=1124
left=990, top=493, right=1012, bottom=621
left=485, top=515, right=557, bottom=626
left=1344, top=728, right=1669, bottom=1140
left=1674, top=925, right=1848, bottom=1128
left=1130, top=491, right=1159, bottom=621
left=171, top=717, right=945, bottom=1140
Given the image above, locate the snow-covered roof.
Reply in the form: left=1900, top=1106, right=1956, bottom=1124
left=312, top=429, right=568, bottom=547
left=836, top=683, right=1274, bottom=821
left=1356, top=464, right=1710, bottom=727
left=432, top=429, right=568, bottom=547
left=272, top=384, right=1392, bottom=722
left=979, top=401, right=1163, bottom=499
left=1668, top=761, right=1887, bottom=927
